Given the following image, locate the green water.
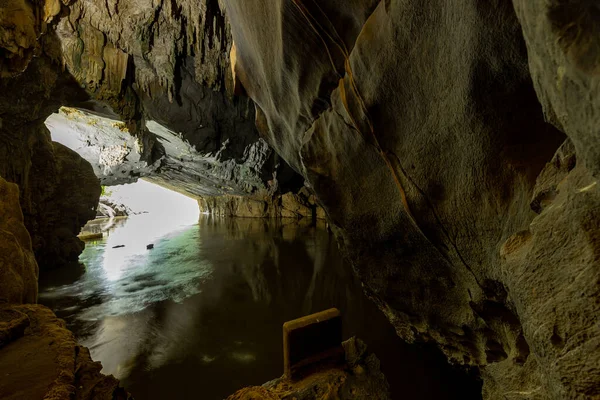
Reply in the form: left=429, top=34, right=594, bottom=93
left=39, top=216, right=480, bottom=400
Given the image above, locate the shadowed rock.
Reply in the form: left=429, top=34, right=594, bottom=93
left=0, top=304, right=131, bottom=400
left=0, top=177, right=38, bottom=303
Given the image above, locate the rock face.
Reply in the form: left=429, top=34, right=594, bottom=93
left=45, top=107, right=158, bottom=187
left=0, top=0, right=62, bottom=78
left=488, top=158, right=600, bottom=399
left=29, top=141, right=101, bottom=271
left=0, top=177, right=37, bottom=304
left=0, top=119, right=101, bottom=271
left=0, top=0, right=101, bottom=272
left=0, top=304, right=131, bottom=399
left=0, top=128, right=99, bottom=274
left=46, top=105, right=303, bottom=199
left=513, top=0, right=600, bottom=177
left=198, top=189, right=326, bottom=220
left=97, top=197, right=134, bottom=218
left=227, top=337, right=390, bottom=400
left=223, top=1, right=599, bottom=399
left=50, top=0, right=303, bottom=199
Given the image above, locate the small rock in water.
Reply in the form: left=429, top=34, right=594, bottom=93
left=112, top=245, right=125, bottom=248
left=146, top=244, right=154, bottom=250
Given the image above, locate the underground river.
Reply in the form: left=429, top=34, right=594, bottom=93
left=38, top=215, right=481, bottom=399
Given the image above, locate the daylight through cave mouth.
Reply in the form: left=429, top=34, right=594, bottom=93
left=33, top=109, right=484, bottom=400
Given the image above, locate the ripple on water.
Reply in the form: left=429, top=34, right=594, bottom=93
left=42, top=220, right=212, bottom=321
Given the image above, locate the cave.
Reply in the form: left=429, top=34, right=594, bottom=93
left=0, top=1, right=598, bottom=399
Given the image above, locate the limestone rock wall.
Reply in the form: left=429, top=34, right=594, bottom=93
left=0, top=0, right=64, bottom=78
left=0, top=0, right=101, bottom=272
left=513, top=0, right=600, bottom=177
left=199, top=189, right=326, bottom=220
left=0, top=177, right=37, bottom=304
left=222, top=1, right=599, bottom=398
left=29, top=141, right=101, bottom=270
left=0, top=110, right=100, bottom=271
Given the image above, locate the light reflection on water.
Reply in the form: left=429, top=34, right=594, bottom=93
left=42, top=214, right=209, bottom=319
left=39, top=216, right=480, bottom=400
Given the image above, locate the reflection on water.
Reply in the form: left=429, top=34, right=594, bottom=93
left=39, top=216, right=480, bottom=400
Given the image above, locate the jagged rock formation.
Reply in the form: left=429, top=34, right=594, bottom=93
left=46, top=105, right=302, bottom=198
left=51, top=0, right=302, bottom=199
left=0, top=122, right=100, bottom=271
left=0, top=177, right=37, bottom=304
left=0, top=304, right=130, bottom=400
left=513, top=0, right=600, bottom=177
left=227, top=337, right=390, bottom=400
left=0, top=0, right=63, bottom=78
left=45, top=107, right=157, bottom=187
left=223, top=1, right=599, bottom=399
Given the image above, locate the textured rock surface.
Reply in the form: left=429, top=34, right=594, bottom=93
left=488, top=161, right=600, bottom=399
left=199, top=188, right=326, bottom=220
left=0, top=177, right=38, bottom=304
left=27, top=141, right=101, bottom=271
left=223, top=1, right=599, bottom=398
left=45, top=107, right=158, bottom=186
left=227, top=337, right=390, bottom=400
left=0, top=0, right=62, bottom=78
left=143, top=120, right=298, bottom=198
left=0, top=2, right=101, bottom=272
left=97, top=197, right=134, bottom=218
left=47, top=105, right=302, bottom=198
left=513, top=0, right=600, bottom=177
left=0, top=304, right=131, bottom=400
left=50, top=0, right=303, bottom=199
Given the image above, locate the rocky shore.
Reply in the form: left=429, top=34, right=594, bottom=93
left=0, top=304, right=130, bottom=400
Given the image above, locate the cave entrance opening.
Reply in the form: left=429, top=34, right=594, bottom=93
left=42, top=106, right=200, bottom=281
left=38, top=107, right=483, bottom=400
left=79, top=179, right=200, bottom=244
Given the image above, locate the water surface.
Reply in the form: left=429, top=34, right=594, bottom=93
left=40, top=216, right=480, bottom=399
